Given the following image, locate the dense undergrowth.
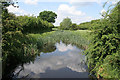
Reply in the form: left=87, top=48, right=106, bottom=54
left=85, top=2, right=120, bottom=79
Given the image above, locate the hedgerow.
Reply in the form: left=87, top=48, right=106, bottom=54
left=85, top=2, right=120, bottom=79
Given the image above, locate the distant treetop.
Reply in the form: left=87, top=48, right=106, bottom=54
left=38, top=11, right=57, bottom=23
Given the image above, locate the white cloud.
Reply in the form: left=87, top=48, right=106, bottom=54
left=58, top=4, right=85, bottom=16
left=24, top=0, right=39, bottom=5
left=100, top=9, right=106, bottom=14
left=7, top=5, right=31, bottom=16
left=72, top=16, right=96, bottom=24
left=99, top=9, right=106, bottom=18
left=54, top=4, right=96, bottom=26
left=55, top=4, right=88, bottom=26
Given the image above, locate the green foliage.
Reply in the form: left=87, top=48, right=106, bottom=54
left=2, top=0, right=120, bottom=79
left=52, top=28, right=58, bottom=31
left=2, top=2, right=56, bottom=78
left=60, top=17, right=72, bottom=30
left=0, top=0, right=16, bottom=8
left=70, top=23, right=77, bottom=30
left=2, top=10, right=39, bottom=76
left=1, top=3, right=53, bottom=78
left=38, top=11, right=57, bottom=23
left=78, top=22, right=91, bottom=30
left=28, top=30, right=91, bottom=50
left=64, top=19, right=101, bottom=30
left=17, top=15, right=54, bottom=34
left=85, top=2, right=120, bottom=79
left=77, top=19, right=101, bottom=30
left=90, top=19, right=102, bottom=30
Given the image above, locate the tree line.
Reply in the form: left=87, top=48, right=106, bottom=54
left=59, top=17, right=101, bottom=30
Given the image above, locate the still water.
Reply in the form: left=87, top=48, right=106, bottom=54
left=13, top=42, right=89, bottom=78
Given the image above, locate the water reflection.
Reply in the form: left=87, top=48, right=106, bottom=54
left=56, top=42, right=74, bottom=52
left=13, top=42, right=89, bottom=78
left=40, top=43, right=56, bottom=53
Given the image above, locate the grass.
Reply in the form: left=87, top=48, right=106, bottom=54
left=27, top=30, right=92, bottom=50
left=52, top=28, right=58, bottom=31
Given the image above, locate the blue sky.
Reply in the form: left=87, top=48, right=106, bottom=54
left=7, top=0, right=118, bottom=26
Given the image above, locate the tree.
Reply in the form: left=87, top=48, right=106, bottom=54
left=60, top=17, right=72, bottom=30
left=70, top=23, right=77, bottom=30
left=38, top=11, right=57, bottom=23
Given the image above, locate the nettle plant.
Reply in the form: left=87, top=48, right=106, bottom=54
left=85, top=1, right=120, bottom=78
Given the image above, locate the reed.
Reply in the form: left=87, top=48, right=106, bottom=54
left=28, top=30, right=92, bottom=50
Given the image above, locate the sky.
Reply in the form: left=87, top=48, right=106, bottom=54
left=7, top=0, right=119, bottom=26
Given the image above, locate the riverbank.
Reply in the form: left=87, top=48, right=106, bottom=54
left=28, top=30, right=92, bottom=51
left=2, top=30, right=93, bottom=79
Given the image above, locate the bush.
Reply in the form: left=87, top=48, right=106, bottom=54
left=17, top=16, right=54, bottom=34
left=85, top=2, right=120, bottom=79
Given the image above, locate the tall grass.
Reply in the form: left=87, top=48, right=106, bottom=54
left=28, top=30, right=92, bottom=50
